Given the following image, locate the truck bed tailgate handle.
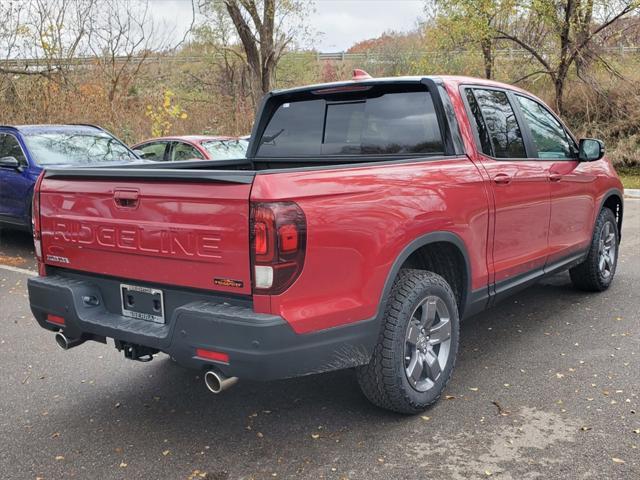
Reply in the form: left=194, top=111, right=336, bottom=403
left=113, top=189, right=140, bottom=208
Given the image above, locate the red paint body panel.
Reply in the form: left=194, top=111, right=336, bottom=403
left=477, top=156, right=552, bottom=283
left=39, top=178, right=252, bottom=295
left=251, top=158, right=491, bottom=333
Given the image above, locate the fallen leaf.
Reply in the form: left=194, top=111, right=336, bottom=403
left=556, top=373, right=564, bottom=379
left=311, top=433, right=320, bottom=439
left=445, top=395, right=455, bottom=400
left=55, top=455, right=64, bottom=461
left=491, top=401, right=510, bottom=416
left=612, top=458, right=625, bottom=464
left=119, top=462, right=128, bottom=468
left=485, top=470, right=493, bottom=476
left=469, top=387, right=479, bottom=392
left=421, top=416, right=431, bottom=421
left=162, top=450, right=170, bottom=456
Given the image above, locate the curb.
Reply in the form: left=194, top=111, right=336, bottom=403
left=625, top=189, right=640, bottom=199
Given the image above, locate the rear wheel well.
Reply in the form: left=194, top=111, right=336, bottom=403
left=603, top=194, right=623, bottom=239
left=400, top=241, right=467, bottom=315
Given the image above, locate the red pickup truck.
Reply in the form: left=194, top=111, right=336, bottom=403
left=28, top=75, right=623, bottom=413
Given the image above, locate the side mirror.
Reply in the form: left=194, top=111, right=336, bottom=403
left=0, top=156, right=20, bottom=169
left=578, top=138, right=605, bottom=162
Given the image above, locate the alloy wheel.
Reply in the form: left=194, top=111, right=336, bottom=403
left=598, top=221, right=616, bottom=279
left=404, top=295, right=452, bottom=392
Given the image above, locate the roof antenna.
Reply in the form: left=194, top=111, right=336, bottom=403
left=352, top=69, right=372, bottom=81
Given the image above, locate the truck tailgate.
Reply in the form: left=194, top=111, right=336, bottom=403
left=39, top=177, right=252, bottom=295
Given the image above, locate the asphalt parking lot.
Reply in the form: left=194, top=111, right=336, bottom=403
left=0, top=200, right=638, bottom=480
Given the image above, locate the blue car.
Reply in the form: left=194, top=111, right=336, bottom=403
left=0, top=124, right=140, bottom=230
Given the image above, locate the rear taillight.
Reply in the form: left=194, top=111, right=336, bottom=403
left=32, top=172, right=45, bottom=276
left=250, top=202, right=306, bottom=295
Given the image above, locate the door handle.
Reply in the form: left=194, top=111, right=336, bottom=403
left=493, top=173, right=512, bottom=185
left=114, top=189, right=139, bottom=208
left=549, top=173, right=562, bottom=182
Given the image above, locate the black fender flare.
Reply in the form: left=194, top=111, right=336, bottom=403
left=374, top=231, right=473, bottom=323
left=598, top=188, right=624, bottom=240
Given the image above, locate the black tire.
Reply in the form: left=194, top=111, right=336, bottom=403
left=356, top=269, right=460, bottom=414
left=570, top=207, right=619, bottom=292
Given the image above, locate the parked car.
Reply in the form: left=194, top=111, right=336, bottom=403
left=132, top=135, right=248, bottom=162
left=28, top=74, right=623, bottom=414
left=0, top=124, right=139, bottom=230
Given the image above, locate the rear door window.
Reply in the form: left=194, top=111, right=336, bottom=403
left=170, top=142, right=204, bottom=161
left=137, top=141, right=168, bottom=161
left=469, top=88, right=527, bottom=159
left=256, top=89, right=444, bottom=158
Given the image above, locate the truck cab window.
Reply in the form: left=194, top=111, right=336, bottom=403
left=257, top=89, right=444, bottom=158
left=465, top=89, right=493, bottom=156
left=471, top=89, right=526, bottom=159
left=515, top=95, right=575, bottom=159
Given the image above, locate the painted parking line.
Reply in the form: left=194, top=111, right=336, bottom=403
left=0, top=264, right=36, bottom=276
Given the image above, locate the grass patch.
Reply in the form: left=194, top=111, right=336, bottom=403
left=616, top=166, right=640, bottom=190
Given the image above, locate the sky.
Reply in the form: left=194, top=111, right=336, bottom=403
left=149, top=0, right=425, bottom=51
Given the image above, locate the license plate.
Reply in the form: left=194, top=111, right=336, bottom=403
left=120, top=284, right=165, bottom=324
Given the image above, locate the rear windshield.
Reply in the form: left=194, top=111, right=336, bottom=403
left=256, top=87, right=444, bottom=158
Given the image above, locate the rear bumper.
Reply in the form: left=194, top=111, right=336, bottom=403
left=27, top=273, right=377, bottom=381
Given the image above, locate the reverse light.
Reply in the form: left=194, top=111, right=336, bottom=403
left=34, top=238, right=42, bottom=258
left=196, top=348, right=230, bottom=364
left=254, top=265, right=274, bottom=289
left=250, top=202, right=306, bottom=295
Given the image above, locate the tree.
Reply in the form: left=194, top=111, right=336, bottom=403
left=201, top=0, right=313, bottom=106
left=495, top=0, right=640, bottom=113
left=0, top=0, right=95, bottom=81
left=430, top=0, right=515, bottom=79
left=86, top=0, right=172, bottom=104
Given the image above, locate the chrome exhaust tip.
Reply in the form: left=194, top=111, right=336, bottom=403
left=55, top=332, right=85, bottom=350
left=204, top=369, right=238, bottom=394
